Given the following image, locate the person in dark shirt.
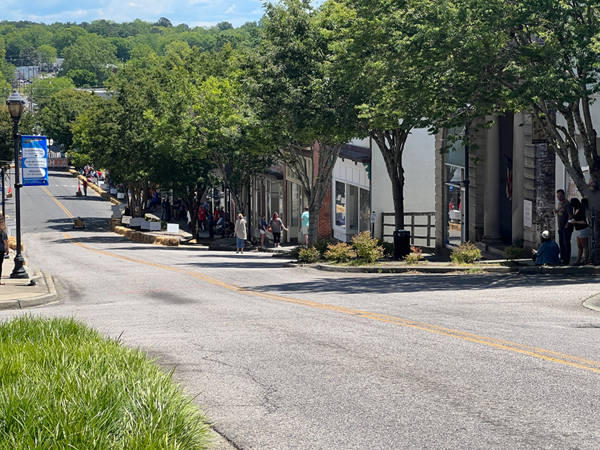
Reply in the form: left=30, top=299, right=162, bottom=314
left=569, top=198, right=590, bottom=265
left=532, top=230, right=561, bottom=265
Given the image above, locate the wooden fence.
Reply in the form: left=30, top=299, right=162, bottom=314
left=382, top=212, right=435, bottom=248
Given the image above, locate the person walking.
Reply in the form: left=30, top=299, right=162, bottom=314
left=260, top=215, right=268, bottom=248
left=0, top=216, right=8, bottom=284
left=198, top=205, right=206, bottom=231
left=82, top=179, right=88, bottom=196
left=555, top=189, right=573, bottom=264
left=234, top=213, right=247, bottom=254
left=208, top=211, right=215, bottom=239
left=269, top=212, right=288, bottom=248
left=569, top=197, right=590, bottom=265
left=301, top=207, right=309, bottom=245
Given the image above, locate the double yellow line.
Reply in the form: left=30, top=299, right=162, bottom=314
left=42, top=187, right=74, bottom=219
left=44, top=186, right=600, bottom=375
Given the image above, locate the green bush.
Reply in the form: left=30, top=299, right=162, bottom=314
left=404, top=246, right=424, bottom=265
left=377, top=239, right=394, bottom=258
left=313, top=238, right=338, bottom=256
left=352, top=231, right=384, bottom=264
left=450, top=241, right=482, bottom=264
left=298, top=246, right=321, bottom=263
left=0, top=316, right=210, bottom=450
left=290, top=245, right=307, bottom=259
left=324, top=242, right=356, bottom=263
left=504, top=245, right=523, bottom=260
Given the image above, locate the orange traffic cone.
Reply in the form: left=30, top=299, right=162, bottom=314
left=6, top=186, right=12, bottom=198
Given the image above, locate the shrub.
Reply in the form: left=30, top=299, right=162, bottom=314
left=298, top=246, right=321, bottom=263
left=504, top=245, right=523, bottom=260
left=377, top=239, right=394, bottom=258
left=450, top=241, right=482, bottom=264
left=324, top=242, right=356, bottom=263
left=352, top=231, right=384, bottom=264
left=404, top=246, right=424, bottom=265
left=313, top=238, right=338, bottom=256
left=290, top=245, right=308, bottom=259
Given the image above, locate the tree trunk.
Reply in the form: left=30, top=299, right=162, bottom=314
left=370, top=128, right=410, bottom=231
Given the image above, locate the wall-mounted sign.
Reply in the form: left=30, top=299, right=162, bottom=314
left=524, top=199, right=533, bottom=228
left=21, top=136, right=49, bottom=187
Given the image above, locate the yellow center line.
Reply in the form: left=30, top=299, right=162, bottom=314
left=40, top=186, right=600, bottom=375
left=42, top=187, right=74, bottom=219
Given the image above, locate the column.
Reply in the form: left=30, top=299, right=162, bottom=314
left=482, top=116, right=503, bottom=243
left=512, top=113, right=525, bottom=242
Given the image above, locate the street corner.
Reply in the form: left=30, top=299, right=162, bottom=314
left=0, top=268, right=60, bottom=311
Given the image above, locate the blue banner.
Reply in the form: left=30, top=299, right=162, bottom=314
left=21, top=135, right=49, bottom=187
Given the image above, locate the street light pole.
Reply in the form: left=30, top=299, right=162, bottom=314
left=6, top=90, right=28, bottom=279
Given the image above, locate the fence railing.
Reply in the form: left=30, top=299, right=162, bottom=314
left=382, top=212, right=435, bottom=248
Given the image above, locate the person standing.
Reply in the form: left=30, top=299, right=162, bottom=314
left=208, top=211, right=215, bottom=239
left=555, top=189, right=573, bottom=264
left=569, top=197, right=590, bottom=265
left=198, top=205, right=206, bottom=231
left=82, top=179, right=88, bottom=196
left=234, top=213, right=247, bottom=254
left=0, top=216, right=8, bottom=284
left=301, top=207, right=309, bottom=245
left=269, top=212, right=288, bottom=248
left=260, top=215, right=268, bottom=248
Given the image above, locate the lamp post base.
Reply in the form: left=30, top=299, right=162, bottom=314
left=10, top=255, right=28, bottom=279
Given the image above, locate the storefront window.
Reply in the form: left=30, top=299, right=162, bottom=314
left=348, top=185, right=359, bottom=233
left=291, top=182, right=300, bottom=227
left=359, top=188, right=370, bottom=232
left=335, top=181, right=346, bottom=228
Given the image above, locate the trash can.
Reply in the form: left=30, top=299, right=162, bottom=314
left=393, top=230, right=410, bottom=260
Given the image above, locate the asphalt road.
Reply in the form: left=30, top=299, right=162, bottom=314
left=2, top=169, right=600, bottom=449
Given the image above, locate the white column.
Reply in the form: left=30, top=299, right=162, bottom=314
left=482, top=116, right=503, bottom=243
left=512, top=113, right=525, bottom=242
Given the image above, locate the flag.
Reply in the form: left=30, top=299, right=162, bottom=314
left=506, top=157, right=513, bottom=201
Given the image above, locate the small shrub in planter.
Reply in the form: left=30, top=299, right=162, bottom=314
left=352, top=232, right=384, bottom=264
left=450, top=241, right=482, bottom=264
left=404, top=246, right=424, bottom=265
left=325, top=242, right=356, bottom=263
left=504, top=245, right=523, bottom=261
left=314, top=238, right=338, bottom=256
left=298, top=246, right=321, bottom=263
left=377, top=239, right=394, bottom=258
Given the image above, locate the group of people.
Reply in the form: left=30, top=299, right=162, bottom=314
left=533, top=189, right=590, bottom=265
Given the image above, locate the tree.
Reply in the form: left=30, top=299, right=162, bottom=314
left=39, top=89, right=102, bottom=149
left=59, top=33, right=117, bottom=86
left=155, top=17, right=173, bottom=28
left=36, top=44, right=57, bottom=65
left=25, top=77, right=75, bottom=111
left=255, top=0, right=357, bottom=245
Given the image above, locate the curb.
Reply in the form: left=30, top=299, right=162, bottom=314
left=313, top=264, right=517, bottom=274
left=0, top=271, right=60, bottom=311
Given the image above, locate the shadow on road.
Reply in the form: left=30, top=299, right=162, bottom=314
left=246, top=273, right=600, bottom=294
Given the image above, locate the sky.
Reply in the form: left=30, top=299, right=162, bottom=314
left=1, top=0, right=267, bottom=28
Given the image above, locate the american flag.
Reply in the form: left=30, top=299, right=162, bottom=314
left=506, top=157, right=513, bottom=202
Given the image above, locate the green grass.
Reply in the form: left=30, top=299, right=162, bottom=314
left=0, top=315, right=211, bottom=450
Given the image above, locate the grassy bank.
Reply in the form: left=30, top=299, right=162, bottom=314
left=0, top=316, right=210, bottom=449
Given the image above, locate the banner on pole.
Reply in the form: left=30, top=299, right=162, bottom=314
left=21, top=135, right=49, bottom=187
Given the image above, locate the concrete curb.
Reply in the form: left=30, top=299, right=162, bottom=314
left=0, top=271, right=60, bottom=311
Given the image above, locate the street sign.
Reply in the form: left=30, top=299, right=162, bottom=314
left=21, top=136, right=49, bottom=187
left=370, top=211, right=377, bottom=223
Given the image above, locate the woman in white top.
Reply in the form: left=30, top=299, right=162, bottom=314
left=234, top=213, right=247, bottom=254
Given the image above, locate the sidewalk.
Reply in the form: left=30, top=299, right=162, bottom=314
left=0, top=253, right=59, bottom=310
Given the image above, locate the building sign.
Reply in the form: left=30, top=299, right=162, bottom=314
left=21, top=136, right=49, bottom=187
left=531, top=114, right=550, bottom=144
left=49, top=158, right=68, bottom=168
left=524, top=199, right=533, bottom=228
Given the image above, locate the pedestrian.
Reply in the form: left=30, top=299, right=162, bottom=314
left=82, top=179, right=88, bottom=196
left=160, top=198, right=167, bottom=220
left=198, top=205, right=206, bottom=231
left=179, top=200, right=185, bottom=222
left=554, top=189, right=573, bottom=264
left=260, top=214, right=268, bottom=248
left=269, top=212, right=288, bottom=248
left=165, top=198, right=172, bottom=222
left=186, top=207, right=192, bottom=232
left=301, top=206, right=309, bottom=245
left=0, top=215, right=8, bottom=284
left=235, top=213, right=247, bottom=254
left=208, top=211, right=215, bottom=239
left=569, top=197, right=590, bottom=265
left=532, top=230, right=561, bottom=265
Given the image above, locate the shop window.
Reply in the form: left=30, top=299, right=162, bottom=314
left=291, top=182, right=300, bottom=227
left=335, top=181, right=346, bottom=228
left=348, top=185, right=359, bottom=233
left=359, top=188, right=370, bottom=232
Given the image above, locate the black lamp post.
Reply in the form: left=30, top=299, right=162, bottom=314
left=6, top=90, right=28, bottom=279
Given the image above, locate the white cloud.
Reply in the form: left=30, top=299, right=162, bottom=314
left=224, top=4, right=235, bottom=14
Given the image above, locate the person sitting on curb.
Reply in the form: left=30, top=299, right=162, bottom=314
left=532, top=230, right=561, bottom=265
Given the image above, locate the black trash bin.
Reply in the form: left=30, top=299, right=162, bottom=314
left=393, top=230, right=411, bottom=260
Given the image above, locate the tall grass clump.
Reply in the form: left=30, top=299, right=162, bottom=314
left=450, top=241, right=482, bottom=264
left=0, top=315, right=211, bottom=450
